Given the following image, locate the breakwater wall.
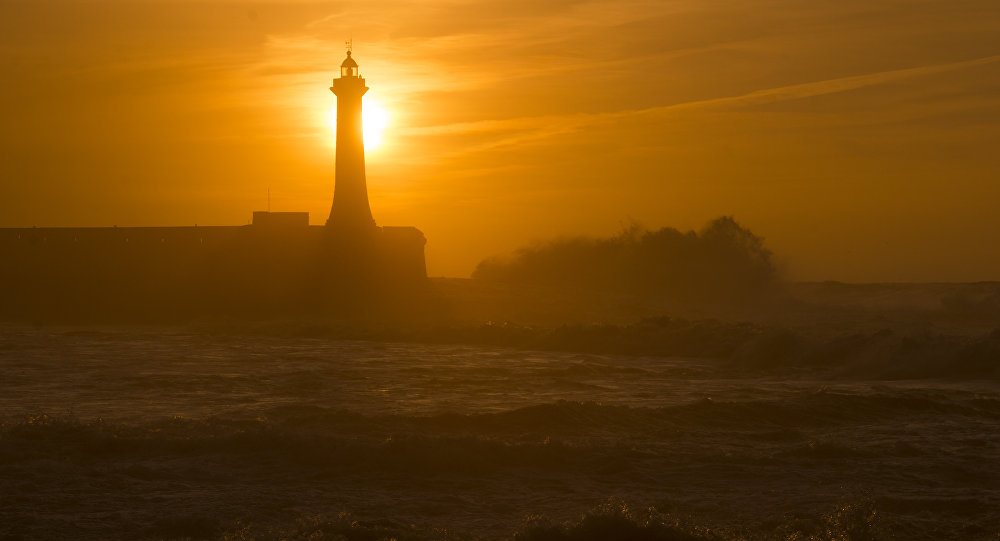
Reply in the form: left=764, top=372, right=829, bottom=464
left=0, top=225, right=426, bottom=322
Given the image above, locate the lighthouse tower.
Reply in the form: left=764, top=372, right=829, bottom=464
left=320, top=45, right=427, bottom=282
left=326, top=47, right=376, bottom=233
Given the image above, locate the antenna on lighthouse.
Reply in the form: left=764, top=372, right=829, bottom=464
left=345, top=38, right=352, bottom=54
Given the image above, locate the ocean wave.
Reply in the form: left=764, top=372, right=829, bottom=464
left=203, top=498, right=884, bottom=541
left=0, top=412, right=603, bottom=475
left=250, top=391, right=1000, bottom=438
left=187, top=317, right=1000, bottom=379
left=4, top=391, right=994, bottom=469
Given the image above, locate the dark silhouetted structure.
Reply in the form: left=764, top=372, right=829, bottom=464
left=253, top=211, right=309, bottom=228
left=0, top=47, right=426, bottom=322
left=321, top=48, right=427, bottom=284
left=327, top=50, right=375, bottom=233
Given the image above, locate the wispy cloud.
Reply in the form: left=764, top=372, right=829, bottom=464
left=404, top=53, right=1000, bottom=157
left=679, top=54, right=1000, bottom=110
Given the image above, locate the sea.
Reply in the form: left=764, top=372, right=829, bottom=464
left=0, top=325, right=997, bottom=540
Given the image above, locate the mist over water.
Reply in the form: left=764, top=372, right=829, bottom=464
left=2, top=326, right=997, bottom=540
left=473, top=217, right=778, bottom=305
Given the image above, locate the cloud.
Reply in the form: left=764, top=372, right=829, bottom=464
left=680, top=54, right=1000, bottom=111
left=400, top=53, right=1000, bottom=159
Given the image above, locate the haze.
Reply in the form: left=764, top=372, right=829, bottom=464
left=2, top=0, right=999, bottom=281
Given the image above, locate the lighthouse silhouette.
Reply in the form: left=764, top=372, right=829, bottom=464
left=322, top=45, right=427, bottom=282
left=327, top=47, right=376, bottom=233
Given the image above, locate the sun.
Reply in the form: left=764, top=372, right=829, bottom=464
left=363, top=99, right=390, bottom=150
left=326, top=97, right=390, bottom=151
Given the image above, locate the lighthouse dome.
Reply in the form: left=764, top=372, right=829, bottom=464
left=340, top=51, right=359, bottom=77
left=341, top=51, right=358, bottom=67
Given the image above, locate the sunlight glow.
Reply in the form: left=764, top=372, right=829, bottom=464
left=326, top=98, right=391, bottom=151
left=364, top=100, right=390, bottom=150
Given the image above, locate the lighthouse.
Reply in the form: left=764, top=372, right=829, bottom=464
left=319, top=44, right=427, bottom=282
left=326, top=47, right=376, bottom=233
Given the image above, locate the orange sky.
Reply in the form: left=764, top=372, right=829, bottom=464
left=2, top=0, right=999, bottom=281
